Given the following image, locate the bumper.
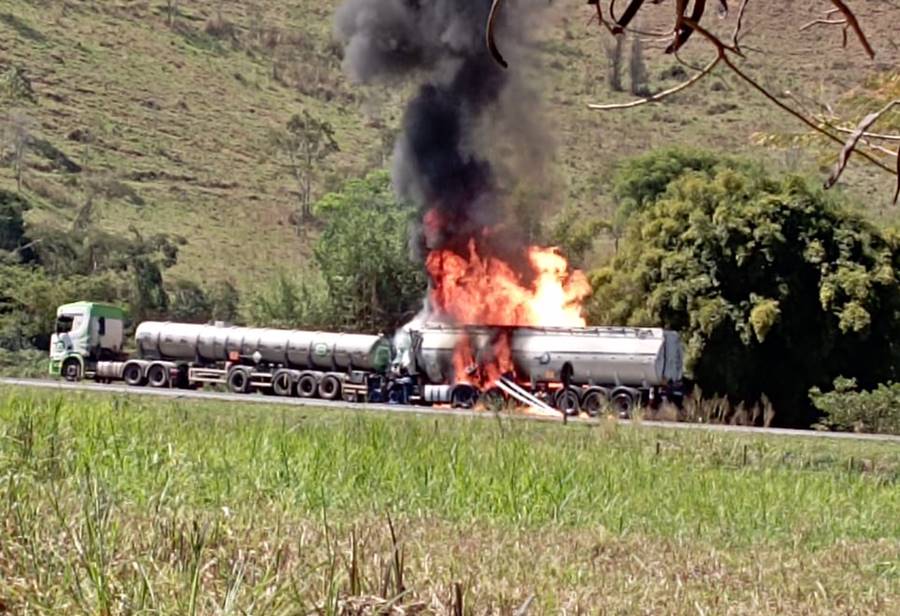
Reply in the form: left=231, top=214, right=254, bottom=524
left=48, top=359, right=62, bottom=376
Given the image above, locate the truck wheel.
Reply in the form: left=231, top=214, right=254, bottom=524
left=272, top=371, right=294, bottom=397
left=62, top=358, right=82, bottom=382
left=450, top=384, right=477, bottom=409
left=481, top=387, right=506, bottom=412
left=227, top=368, right=251, bottom=394
left=297, top=374, right=318, bottom=398
left=612, top=389, right=636, bottom=418
left=554, top=387, right=581, bottom=416
left=147, top=364, right=170, bottom=388
left=123, top=363, right=145, bottom=387
left=318, top=375, right=342, bottom=400
left=581, top=388, right=610, bottom=417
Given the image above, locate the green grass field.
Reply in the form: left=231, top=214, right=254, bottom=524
left=1, top=388, right=897, bottom=613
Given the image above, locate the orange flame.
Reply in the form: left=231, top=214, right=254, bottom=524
left=426, top=229, right=591, bottom=388
left=427, top=239, right=590, bottom=328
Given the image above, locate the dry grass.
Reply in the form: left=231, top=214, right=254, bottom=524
left=3, top=504, right=898, bottom=614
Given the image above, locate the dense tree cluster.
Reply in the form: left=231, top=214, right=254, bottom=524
left=244, top=171, right=427, bottom=333
left=589, top=150, right=900, bottom=427
left=0, top=189, right=219, bottom=349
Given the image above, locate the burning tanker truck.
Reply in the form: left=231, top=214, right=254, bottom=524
left=46, top=2, right=691, bottom=415
left=48, top=301, right=683, bottom=416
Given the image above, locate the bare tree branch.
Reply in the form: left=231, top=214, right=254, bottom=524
left=828, top=126, right=900, bottom=142
left=588, top=56, right=720, bottom=109
left=679, top=19, right=897, bottom=177
left=799, top=19, right=847, bottom=31
left=612, top=0, right=648, bottom=33
left=486, top=0, right=507, bottom=69
left=666, top=0, right=707, bottom=54
left=828, top=0, right=875, bottom=58
left=731, top=0, right=751, bottom=49
left=894, top=146, right=900, bottom=206
left=826, top=100, right=900, bottom=188
left=486, top=0, right=898, bottom=202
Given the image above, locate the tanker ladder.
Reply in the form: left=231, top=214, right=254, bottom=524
left=496, top=376, right=557, bottom=414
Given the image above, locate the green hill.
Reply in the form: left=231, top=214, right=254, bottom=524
left=2, top=0, right=898, bottom=288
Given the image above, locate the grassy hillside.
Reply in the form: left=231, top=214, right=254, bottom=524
left=1, top=0, right=898, bottom=287
left=1, top=389, right=898, bottom=612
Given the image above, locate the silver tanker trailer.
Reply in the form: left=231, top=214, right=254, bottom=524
left=406, top=324, right=684, bottom=415
left=128, top=321, right=393, bottom=400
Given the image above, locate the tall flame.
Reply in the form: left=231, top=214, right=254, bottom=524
left=425, top=224, right=591, bottom=389
left=427, top=239, right=590, bottom=328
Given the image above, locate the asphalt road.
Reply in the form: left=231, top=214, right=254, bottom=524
left=2, top=377, right=899, bottom=444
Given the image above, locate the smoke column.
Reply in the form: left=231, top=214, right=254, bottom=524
left=334, top=0, right=547, bottom=268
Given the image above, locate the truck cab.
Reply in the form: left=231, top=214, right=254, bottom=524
left=49, top=302, right=125, bottom=380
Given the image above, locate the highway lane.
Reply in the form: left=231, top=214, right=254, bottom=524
left=2, top=377, right=899, bottom=444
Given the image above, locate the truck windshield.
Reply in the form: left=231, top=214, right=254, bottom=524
left=56, top=314, right=84, bottom=334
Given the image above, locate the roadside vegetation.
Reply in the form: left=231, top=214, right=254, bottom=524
left=1, top=1, right=898, bottom=430
left=812, top=378, right=900, bottom=436
left=0, top=389, right=898, bottom=613
left=588, top=148, right=900, bottom=428
left=5, top=153, right=900, bottom=431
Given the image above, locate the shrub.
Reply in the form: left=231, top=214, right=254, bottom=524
left=242, top=270, right=330, bottom=330
left=811, top=378, right=900, bottom=435
left=167, top=279, right=212, bottom=323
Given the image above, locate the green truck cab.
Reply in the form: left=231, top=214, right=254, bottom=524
left=48, top=301, right=126, bottom=380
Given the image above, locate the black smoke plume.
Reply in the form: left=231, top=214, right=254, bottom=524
left=335, top=0, right=547, bottom=267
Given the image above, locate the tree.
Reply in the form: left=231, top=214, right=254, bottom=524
left=243, top=270, right=329, bottom=329
left=1, top=66, right=36, bottom=104
left=2, top=111, right=31, bottom=192
left=589, top=152, right=900, bottom=428
left=547, top=206, right=609, bottom=267
left=313, top=170, right=426, bottom=331
left=165, top=0, right=179, bottom=27
left=208, top=279, right=240, bottom=323
left=271, top=110, right=340, bottom=222
left=611, top=147, right=722, bottom=224
left=0, top=190, right=31, bottom=260
left=628, top=34, right=648, bottom=97
left=0, top=265, right=124, bottom=350
left=604, top=35, right=624, bottom=92
left=168, top=279, right=212, bottom=323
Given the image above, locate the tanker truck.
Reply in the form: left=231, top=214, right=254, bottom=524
left=47, top=301, right=684, bottom=415
left=404, top=324, right=684, bottom=416
left=49, top=301, right=393, bottom=402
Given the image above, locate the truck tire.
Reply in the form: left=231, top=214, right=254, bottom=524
left=147, top=364, right=170, bottom=388
left=272, top=371, right=294, bottom=397
left=450, top=384, right=477, bottom=409
left=62, top=358, right=82, bottom=382
left=611, top=388, right=637, bottom=418
left=581, top=387, right=610, bottom=417
left=318, top=375, right=342, bottom=400
left=227, top=368, right=251, bottom=394
left=554, top=387, right=581, bottom=416
left=481, top=387, right=507, bottom=412
left=297, top=373, right=318, bottom=398
left=123, top=362, right=146, bottom=387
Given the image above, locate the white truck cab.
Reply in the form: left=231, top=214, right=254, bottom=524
left=49, top=301, right=125, bottom=380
